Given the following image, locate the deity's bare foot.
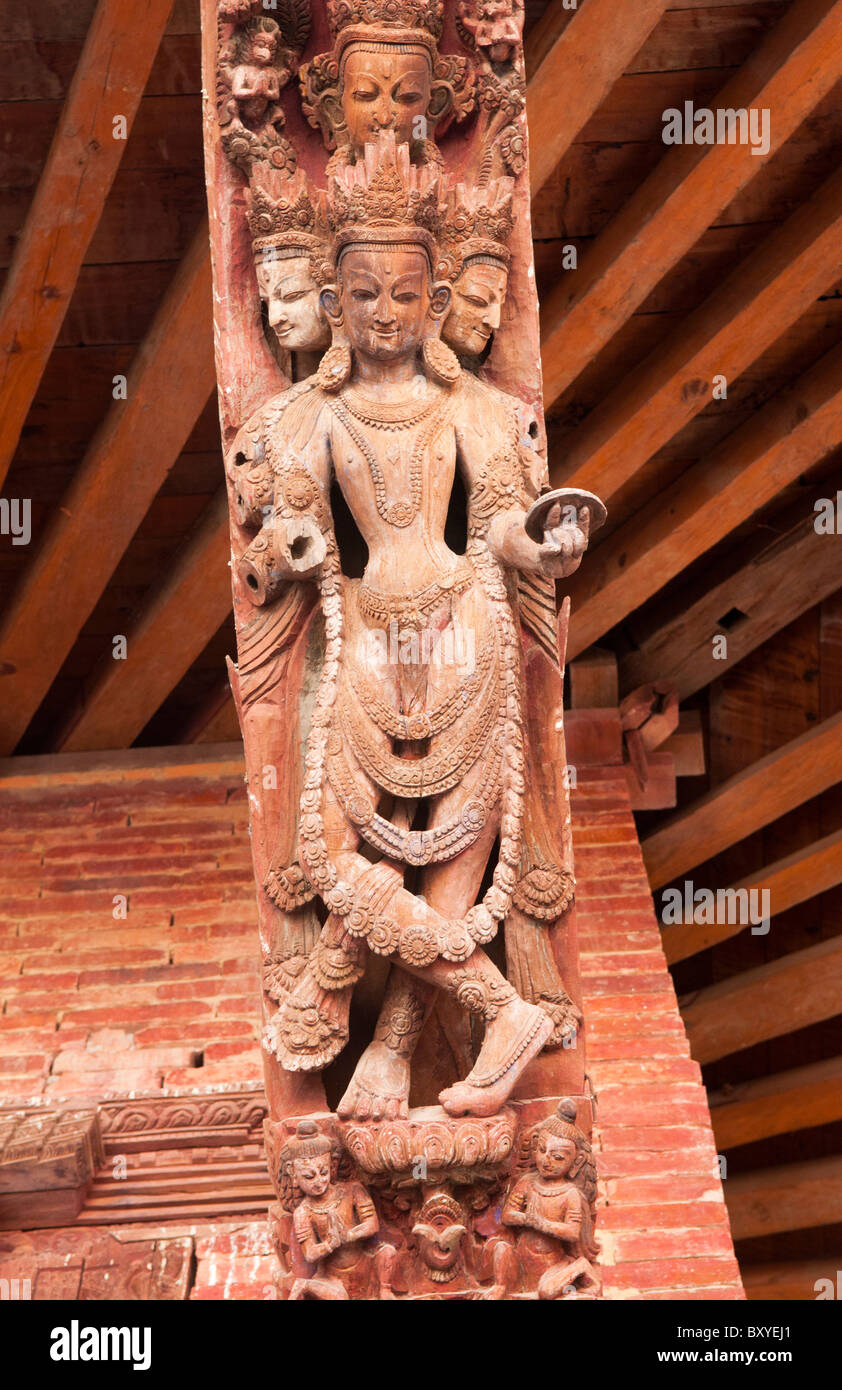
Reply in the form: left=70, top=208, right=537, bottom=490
left=337, top=1040, right=411, bottom=1121
left=438, top=999, right=553, bottom=1118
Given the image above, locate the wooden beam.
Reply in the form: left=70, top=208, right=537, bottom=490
left=742, top=1260, right=842, bottom=1301
left=0, top=224, right=215, bottom=757
left=0, top=0, right=175, bottom=483
left=526, top=0, right=671, bottom=197
left=663, top=828, right=842, bottom=962
left=643, top=712, right=842, bottom=889
left=682, top=934, right=842, bottom=1064
left=661, top=710, right=705, bottom=777
left=539, top=0, right=842, bottom=406
left=550, top=164, right=842, bottom=496
left=55, top=490, right=231, bottom=752
left=709, top=1056, right=842, bottom=1149
left=0, top=741, right=244, bottom=792
left=726, top=1155, right=842, bottom=1241
left=566, top=339, right=842, bottom=662
left=620, top=515, right=842, bottom=700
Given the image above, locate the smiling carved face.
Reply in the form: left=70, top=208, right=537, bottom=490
left=337, top=246, right=434, bottom=362
left=534, top=1133, right=576, bottom=1180
left=293, top=1153, right=332, bottom=1198
left=340, top=47, right=432, bottom=149
left=444, top=261, right=508, bottom=356
left=255, top=255, right=330, bottom=352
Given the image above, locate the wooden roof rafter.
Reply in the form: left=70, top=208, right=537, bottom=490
left=565, top=339, right=842, bottom=661
left=539, top=0, right=842, bottom=409
left=0, top=0, right=177, bottom=484
left=0, top=223, right=215, bottom=757
left=642, top=709, right=842, bottom=889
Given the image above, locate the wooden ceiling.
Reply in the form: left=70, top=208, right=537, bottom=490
left=1, top=0, right=841, bottom=1294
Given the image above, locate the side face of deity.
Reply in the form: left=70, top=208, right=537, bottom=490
left=340, top=47, right=432, bottom=149
left=255, top=253, right=330, bottom=352
left=444, top=260, right=509, bottom=356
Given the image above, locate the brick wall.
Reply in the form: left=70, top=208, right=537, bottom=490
left=0, top=745, right=742, bottom=1299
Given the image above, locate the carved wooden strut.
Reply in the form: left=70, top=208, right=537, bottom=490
left=201, top=0, right=604, bottom=1300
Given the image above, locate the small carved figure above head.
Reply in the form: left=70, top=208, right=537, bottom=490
left=300, top=0, right=473, bottom=165
left=247, top=170, right=333, bottom=354
left=457, top=0, right=524, bottom=67
left=438, top=176, right=513, bottom=357
left=218, top=2, right=311, bottom=174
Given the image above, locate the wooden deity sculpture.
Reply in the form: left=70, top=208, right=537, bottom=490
left=202, top=0, right=605, bottom=1300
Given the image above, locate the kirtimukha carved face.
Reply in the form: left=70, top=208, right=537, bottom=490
left=534, top=1133, right=577, bottom=1180
left=413, top=1209, right=466, bottom=1275
left=341, top=47, right=432, bottom=149
left=293, top=1153, right=332, bottom=1198
left=444, top=260, right=508, bottom=355
left=255, top=254, right=330, bottom=352
left=328, top=246, right=450, bottom=363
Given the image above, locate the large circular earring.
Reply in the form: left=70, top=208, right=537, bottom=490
left=316, top=343, right=352, bottom=393
left=422, top=337, right=461, bottom=388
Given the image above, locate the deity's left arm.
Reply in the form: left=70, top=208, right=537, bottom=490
left=455, top=383, right=588, bottom=580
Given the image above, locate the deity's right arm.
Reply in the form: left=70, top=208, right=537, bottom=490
left=234, top=389, right=334, bottom=602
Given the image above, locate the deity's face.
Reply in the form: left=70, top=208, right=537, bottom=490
left=444, top=261, right=508, bottom=356
left=293, top=1154, right=331, bottom=1198
left=255, top=254, right=330, bottom=352
left=340, top=47, right=432, bottom=149
left=534, top=1133, right=576, bottom=1180
left=334, top=246, right=445, bottom=363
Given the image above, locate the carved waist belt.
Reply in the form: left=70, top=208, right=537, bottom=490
left=356, top=563, right=473, bottom=629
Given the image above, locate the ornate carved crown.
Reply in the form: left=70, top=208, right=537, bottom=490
left=327, top=0, right=445, bottom=44
left=246, top=169, right=330, bottom=274
left=328, top=133, right=442, bottom=262
left=439, top=175, right=514, bottom=280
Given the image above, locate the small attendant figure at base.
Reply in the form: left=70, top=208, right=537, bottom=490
left=283, top=1120, right=395, bottom=1299
left=501, top=1100, right=601, bottom=1300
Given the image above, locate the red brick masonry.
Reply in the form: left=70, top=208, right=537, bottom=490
left=0, top=747, right=742, bottom=1299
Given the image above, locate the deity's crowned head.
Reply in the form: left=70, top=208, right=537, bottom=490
left=439, top=176, right=514, bottom=357
left=301, top=0, right=473, bottom=159
left=321, top=134, right=453, bottom=370
left=246, top=170, right=333, bottom=352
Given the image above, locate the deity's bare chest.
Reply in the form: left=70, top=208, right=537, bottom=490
left=329, top=386, right=457, bottom=531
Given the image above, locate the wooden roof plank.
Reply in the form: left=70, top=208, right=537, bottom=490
left=55, top=489, right=231, bottom=752
left=726, top=1154, right=842, bottom=1240
left=551, top=162, right=842, bottom=499
left=0, top=223, right=215, bottom=757
left=742, top=1260, right=842, bottom=1301
left=681, top=933, right=842, bottom=1063
left=662, top=827, right=842, bottom=961
left=709, top=1055, right=842, bottom=1149
left=539, top=0, right=842, bottom=407
left=526, top=0, right=671, bottom=197
left=0, top=0, right=176, bottom=484
left=620, top=513, right=842, bottom=700
left=642, top=711, right=842, bottom=889
left=565, top=339, right=842, bottom=661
